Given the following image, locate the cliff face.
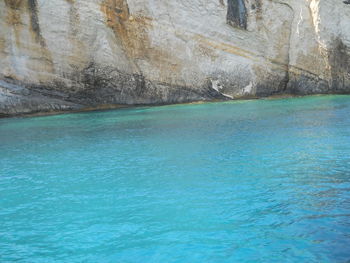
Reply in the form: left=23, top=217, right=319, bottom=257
left=0, top=0, right=349, bottom=116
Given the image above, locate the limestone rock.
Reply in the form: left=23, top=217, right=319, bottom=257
left=0, top=0, right=349, bottom=116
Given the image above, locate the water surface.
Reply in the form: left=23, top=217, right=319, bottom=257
left=1, top=95, right=350, bottom=262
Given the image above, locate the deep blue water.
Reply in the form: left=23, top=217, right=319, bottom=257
left=1, top=95, right=350, bottom=262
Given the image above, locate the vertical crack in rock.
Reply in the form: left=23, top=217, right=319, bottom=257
left=254, top=1, right=294, bottom=96
left=227, top=0, right=247, bottom=29
left=27, top=0, right=46, bottom=47
left=277, top=2, right=294, bottom=92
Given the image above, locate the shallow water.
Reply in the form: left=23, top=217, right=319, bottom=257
left=1, top=95, right=350, bottom=262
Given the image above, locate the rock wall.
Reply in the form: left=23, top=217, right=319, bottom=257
left=0, top=0, right=349, bottom=116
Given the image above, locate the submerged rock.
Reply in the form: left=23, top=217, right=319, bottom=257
left=0, top=0, right=349, bottom=116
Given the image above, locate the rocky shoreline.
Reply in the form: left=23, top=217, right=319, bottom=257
left=1, top=81, right=348, bottom=119
left=1, top=0, right=349, bottom=117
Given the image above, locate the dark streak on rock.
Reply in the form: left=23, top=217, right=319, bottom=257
left=74, top=62, right=228, bottom=105
left=227, top=0, right=247, bottom=30
left=329, top=38, right=350, bottom=91
left=252, top=0, right=262, bottom=20
left=27, top=0, right=47, bottom=47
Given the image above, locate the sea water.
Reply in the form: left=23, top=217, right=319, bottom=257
left=0, top=95, right=350, bottom=262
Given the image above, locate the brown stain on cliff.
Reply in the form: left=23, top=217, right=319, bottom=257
left=4, top=0, right=54, bottom=74
left=4, top=0, right=25, bottom=24
left=101, top=0, right=144, bottom=59
left=4, top=0, right=49, bottom=48
left=100, top=0, right=182, bottom=83
left=4, top=0, right=26, bottom=47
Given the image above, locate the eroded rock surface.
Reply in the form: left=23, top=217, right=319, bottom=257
left=0, top=0, right=349, bottom=116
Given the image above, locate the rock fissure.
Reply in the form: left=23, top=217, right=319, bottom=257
left=275, top=1, right=294, bottom=93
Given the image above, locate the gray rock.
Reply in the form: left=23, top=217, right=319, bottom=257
left=0, top=0, right=349, bottom=116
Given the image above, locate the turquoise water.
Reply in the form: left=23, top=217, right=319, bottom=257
left=1, top=95, right=350, bottom=262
